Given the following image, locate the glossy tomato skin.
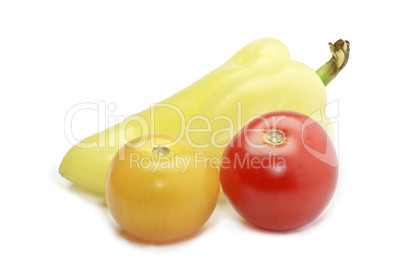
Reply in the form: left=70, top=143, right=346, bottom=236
left=220, top=111, right=338, bottom=231
left=105, top=134, right=220, bottom=243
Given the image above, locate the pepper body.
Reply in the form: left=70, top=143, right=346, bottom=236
left=59, top=38, right=336, bottom=194
left=189, top=44, right=333, bottom=158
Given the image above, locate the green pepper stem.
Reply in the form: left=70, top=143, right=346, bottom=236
left=316, top=39, right=350, bottom=87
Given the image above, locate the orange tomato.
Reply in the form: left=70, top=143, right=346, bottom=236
left=105, top=134, right=220, bottom=243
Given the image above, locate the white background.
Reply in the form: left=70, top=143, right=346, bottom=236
left=1, top=0, right=401, bottom=267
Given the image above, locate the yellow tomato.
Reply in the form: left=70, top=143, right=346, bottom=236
left=105, top=133, right=220, bottom=243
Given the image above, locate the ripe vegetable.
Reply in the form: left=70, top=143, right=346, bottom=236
left=105, top=134, right=220, bottom=242
left=59, top=38, right=349, bottom=194
left=220, top=111, right=338, bottom=231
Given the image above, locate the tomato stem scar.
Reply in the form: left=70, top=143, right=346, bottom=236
left=263, top=129, right=286, bottom=146
left=152, top=145, right=171, bottom=156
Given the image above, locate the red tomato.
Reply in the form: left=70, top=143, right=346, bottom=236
left=220, top=111, right=338, bottom=231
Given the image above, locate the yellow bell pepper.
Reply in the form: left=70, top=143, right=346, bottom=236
left=59, top=38, right=349, bottom=194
